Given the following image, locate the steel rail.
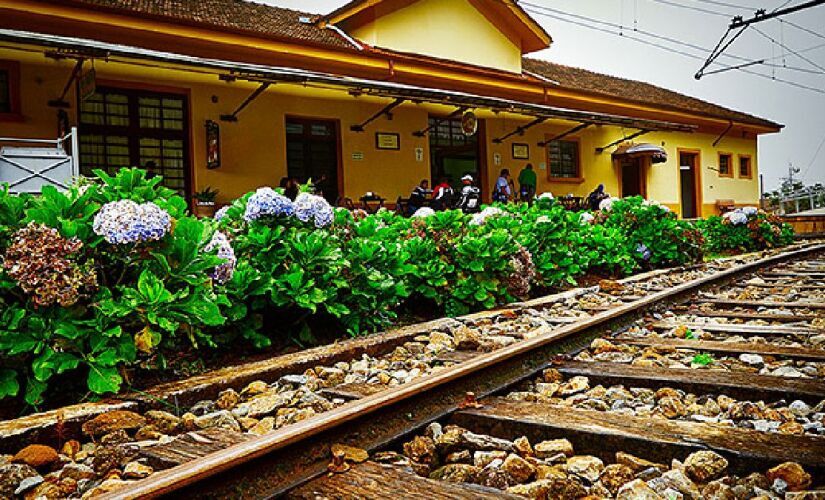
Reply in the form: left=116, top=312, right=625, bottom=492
left=102, top=243, right=825, bottom=500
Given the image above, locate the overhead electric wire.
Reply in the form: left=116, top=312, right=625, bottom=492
left=753, top=26, right=825, bottom=72
left=648, top=0, right=733, bottom=17
left=780, top=19, right=825, bottom=41
left=687, top=0, right=759, bottom=10
left=522, top=1, right=822, bottom=74
left=800, top=131, right=825, bottom=180
left=517, top=3, right=825, bottom=95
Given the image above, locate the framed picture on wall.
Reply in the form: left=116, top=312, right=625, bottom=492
left=206, top=120, right=221, bottom=169
left=375, top=132, right=400, bottom=150
left=512, top=143, right=530, bottom=160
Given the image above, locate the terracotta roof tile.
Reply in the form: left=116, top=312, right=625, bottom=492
left=53, top=0, right=778, bottom=128
left=61, top=0, right=353, bottom=48
left=523, top=58, right=780, bottom=129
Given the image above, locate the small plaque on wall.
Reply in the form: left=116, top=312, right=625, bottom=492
left=375, top=132, right=400, bottom=150
left=205, top=120, right=221, bottom=169
left=512, top=143, right=530, bottom=160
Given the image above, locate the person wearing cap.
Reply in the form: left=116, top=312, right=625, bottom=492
left=456, top=174, right=481, bottom=213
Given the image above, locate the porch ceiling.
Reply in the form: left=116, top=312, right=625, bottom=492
left=0, top=28, right=696, bottom=133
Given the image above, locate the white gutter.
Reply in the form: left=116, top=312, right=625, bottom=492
left=325, top=24, right=363, bottom=51
left=523, top=69, right=560, bottom=86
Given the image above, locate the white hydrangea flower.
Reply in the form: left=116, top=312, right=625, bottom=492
left=469, top=206, right=505, bottom=226
left=538, top=192, right=554, bottom=200
left=579, top=212, right=595, bottom=225
left=599, top=197, right=618, bottom=211
left=741, top=206, right=758, bottom=216
left=412, top=207, right=435, bottom=218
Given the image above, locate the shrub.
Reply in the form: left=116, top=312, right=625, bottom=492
left=0, top=169, right=794, bottom=406
left=698, top=207, right=794, bottom=254
left=597, top=196, right=704, bottom=267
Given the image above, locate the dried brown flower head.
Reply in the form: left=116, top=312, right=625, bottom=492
left=2, top=223, right=97, bottom=307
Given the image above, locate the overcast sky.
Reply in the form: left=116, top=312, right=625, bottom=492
left=266, top=0, right=825, bottom=191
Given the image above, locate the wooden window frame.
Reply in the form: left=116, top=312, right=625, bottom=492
left=0, top=60, right=22, bottom=122
left=717, top=152, right=733, bottom=178
left=545, top=135, right=583, bottom=183
left=77, top=83, right=192, bottom=198
left=738, top=154, right=753, bottom=179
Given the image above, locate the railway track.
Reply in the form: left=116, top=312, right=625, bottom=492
left=1, top=244, right=823, bottom=499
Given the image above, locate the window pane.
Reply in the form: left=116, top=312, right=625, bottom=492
left=310, top=123, right=332, bottom=136
left=285, top=122, right=304, bottom=135
left=0, top=70, right=9, bottom=113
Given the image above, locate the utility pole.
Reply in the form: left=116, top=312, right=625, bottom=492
left=780, top=162, right=801, bottom=193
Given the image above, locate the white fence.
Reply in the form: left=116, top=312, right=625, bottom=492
left=0, top=127, right=79, bottom=193
left=767, top=187, right=825, bottom=215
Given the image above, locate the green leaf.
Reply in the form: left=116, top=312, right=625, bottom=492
left=0, top=370, right=19, bottom=399
left=87, top=363, right=122, bottom=394
left=24, top=377, right=47, bottom=406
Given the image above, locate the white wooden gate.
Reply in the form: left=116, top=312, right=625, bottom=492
left=0, top=127, right=79, bottom=193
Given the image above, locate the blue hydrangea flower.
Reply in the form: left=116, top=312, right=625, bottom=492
left=244, top=187, right=294, bottom=222
left=636, top=243, right=652, bottom=261
left=294, top=193, right=334, bottom=228
left=723, top=210, right=749, bottom=226
left=741, top=206, right=758, bottom=216
left=93, top=200, right=171, bottom=244
left=214, top=205, right=230, bottom=222
left=205, top=230, right=236, bottom=284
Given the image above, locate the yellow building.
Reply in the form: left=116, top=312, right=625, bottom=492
left=0, top=0, right=780, bottom=217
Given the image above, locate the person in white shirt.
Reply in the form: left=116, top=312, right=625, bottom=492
left=456, top=174, right=481, bottom=213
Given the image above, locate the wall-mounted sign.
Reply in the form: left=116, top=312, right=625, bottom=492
left=415, top=147, right=424, bottom=162
left=512, top=143, right=530, bottom=160
left=461, top=111, right=478, bottom=136
left=493, top=153, right=502, bottom=166
left=375, top=132, right=400, bottom=150
left=205, top=120, right=221, bottom=169
left=79, top=68, right=96, bottom=102
left=351, top=152, right=365, bottom=161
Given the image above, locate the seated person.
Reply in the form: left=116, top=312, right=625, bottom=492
left=431, top=177, right=454, bottom=211
left=456, top=174, right=481, bottom=214
left=408, top=179, right=432, bottom=215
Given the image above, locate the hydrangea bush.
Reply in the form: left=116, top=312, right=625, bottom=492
left=596, top=196, right=704, bottom=267
left=0, top=170, right=231, bottom=406
left=698, top=207, right=793, bottom=254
